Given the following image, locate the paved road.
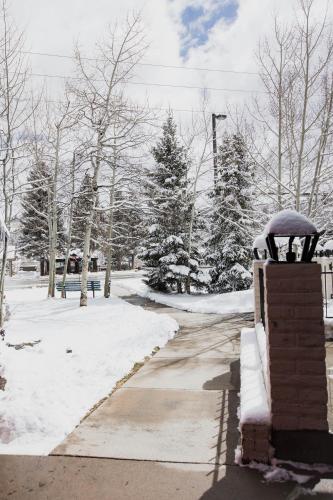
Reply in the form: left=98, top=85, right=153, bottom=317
left=1, top=286, right=333, bottom=499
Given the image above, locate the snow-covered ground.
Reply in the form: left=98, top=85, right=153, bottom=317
left=0, top=287, right=178, bottom=455
left=118, top=277, right=254, bottom=315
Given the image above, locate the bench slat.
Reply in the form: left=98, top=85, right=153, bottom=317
left=56, top=280, right=101, bottom=294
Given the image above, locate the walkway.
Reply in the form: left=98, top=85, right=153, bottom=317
left=1, top=287, right=332, bottom=499
left=52, top=286, right=252, bottom=465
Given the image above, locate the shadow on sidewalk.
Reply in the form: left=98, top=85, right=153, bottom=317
left=200, top=360, right=333, bottom=500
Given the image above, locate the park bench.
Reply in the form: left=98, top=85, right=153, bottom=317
left=56, top=280, right=101, bottom=298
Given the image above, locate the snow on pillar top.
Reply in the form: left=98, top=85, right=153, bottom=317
left=263, top=210, right=320, bottom=263
left=264, top=209, right=317, bottom=237
left=253, top=234, right=268, bottom=250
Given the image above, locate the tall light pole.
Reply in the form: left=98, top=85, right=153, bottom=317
left=212, top=113, right=227, bottom=188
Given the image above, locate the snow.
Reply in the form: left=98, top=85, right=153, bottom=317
left=264, top=209, right=317, bottom=236
left=168, top=264, right=190, bottom=276
left=118, top=277, right=254, bottom=315
left=255, top=323, right=268, bottom=390
left=0, top=287, right=178, bottom=455
left=252, top=234, right=267, bottom=250
left=240, top=327, right=270, bottom=425
left=235, top=451, right=333, bottom=484
left=0, top=212, right=9, bottom=238
left=324, top=240, right=333, bottom=251
left=231, top=263, right=252, bottom=279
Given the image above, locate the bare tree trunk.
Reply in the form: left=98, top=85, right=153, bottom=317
left=61, top=153, right=76, bottom=297
left=277, top=42, right=284, bottom=210
left=48, top=126, right=61, bottom=298
left=80, top=143, right=102, bottom=307
left=0, top=233, right=8, bottom=327
left=185, top=202, right=195, bottom=295
left=47, top=179, right=56, bottom=297
left=104, top=158, right=116, bottom=298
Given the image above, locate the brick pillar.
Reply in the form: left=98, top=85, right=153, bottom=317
left=265, top=262, right=328, bottom=432
left=253, top=261, right=264, bottom=324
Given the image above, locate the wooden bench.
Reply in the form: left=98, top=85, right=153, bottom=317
left=56, top=280, right=101, bottom=298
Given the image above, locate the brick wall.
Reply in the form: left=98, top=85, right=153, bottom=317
left=241, top=423, right=272, bottom=464
left=265, top=262, right=328, bottom=431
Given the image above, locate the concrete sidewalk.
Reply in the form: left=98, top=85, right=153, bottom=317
left=52, top=287, right=251, bottom=465
left=1, top=288, right=333, bottom=499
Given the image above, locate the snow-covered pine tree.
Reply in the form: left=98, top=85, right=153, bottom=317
left=71, top=172, right=101, bottom=253
left=110, top=189, right=146, bottom=270
left=207, top=133, right=254, bottom=293
left=141, top=114, right=206, bottom=293
left=19, top=161, right=65, bottom=259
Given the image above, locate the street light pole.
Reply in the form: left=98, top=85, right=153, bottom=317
left=212, top=113, right=227, bottom=189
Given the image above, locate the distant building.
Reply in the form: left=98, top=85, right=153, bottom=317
left=40, top=250, right=98, bottom=276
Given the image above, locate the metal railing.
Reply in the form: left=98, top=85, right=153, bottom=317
left=322, top=264, right=333, bottom=318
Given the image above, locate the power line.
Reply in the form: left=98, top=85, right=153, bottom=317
left=22, top=50, right=259, bottom=76
left=30, top=72, right=265, bottom=94
left=21, top=96, right=226, bottom=114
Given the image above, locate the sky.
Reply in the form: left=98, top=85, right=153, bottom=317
left=9, top=0, right=331, bottom=135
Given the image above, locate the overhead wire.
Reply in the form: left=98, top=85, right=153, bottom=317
left=29, top=72, right=265, bottom=94
left=22, top=50, right=260, bottom=76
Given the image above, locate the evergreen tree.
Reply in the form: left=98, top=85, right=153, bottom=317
left=141, top=114, right=206, bottom=293
left=207, top=134, right=254, bottom=292
left=71, top=173, right=101, bottom=253
left=111, top=189, right=146, bottom=269
left=19, top=161, right=65, bottom=259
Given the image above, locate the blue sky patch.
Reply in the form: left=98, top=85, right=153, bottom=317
left=179, top=1, right=239, bottom=58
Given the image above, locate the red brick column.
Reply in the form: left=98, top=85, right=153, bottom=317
left=265, top=262, right=328, bottom=431
left=241, top=423, right=271, bottom=463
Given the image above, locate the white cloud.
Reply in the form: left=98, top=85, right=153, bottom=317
left=8, top=0, right=332, bottom=132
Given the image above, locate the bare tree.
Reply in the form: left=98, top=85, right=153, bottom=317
left=250, top=0, right=333, bottom=224
left=60, top=151, right=83, bottom=297
left=45, top=98, right=77, bottom=297
left=70, top=14, right=147, bottom=306
left=0, top=0, right=32, bottom=325
left=181, top=103, right=214, bottom=293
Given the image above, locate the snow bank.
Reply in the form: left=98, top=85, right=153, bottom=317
left=0, top=288, right=178, bottom=455
left=118, top=278, right=254, bottom=315
left=240, top=327, right=270, bottom=425
left=256, top=323, right=268, bottom=390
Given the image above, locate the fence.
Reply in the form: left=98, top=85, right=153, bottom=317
left=322, top=264, right=333, bottom=319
